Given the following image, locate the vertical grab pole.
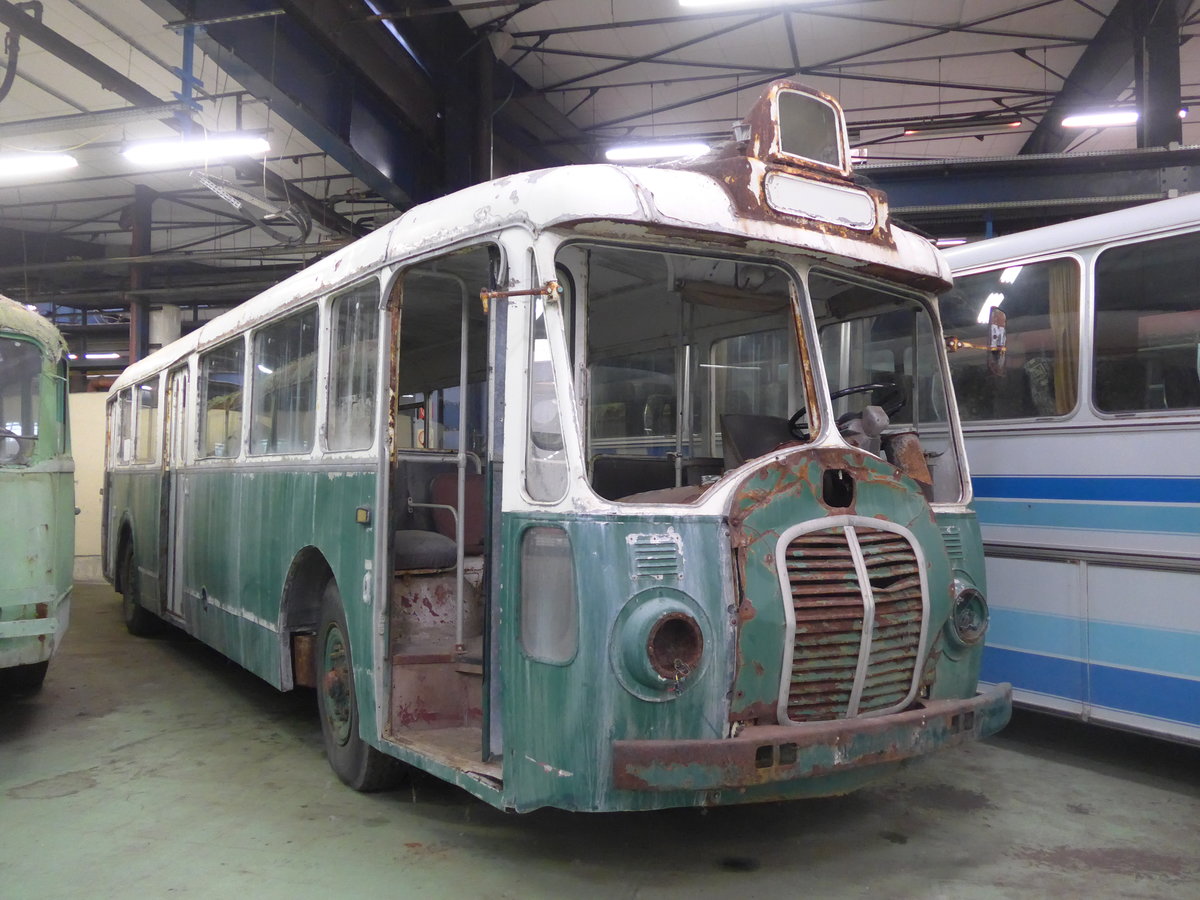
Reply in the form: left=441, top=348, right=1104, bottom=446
left=455, top=280, right=469, bottom=653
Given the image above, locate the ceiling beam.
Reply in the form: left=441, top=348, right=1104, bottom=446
left=1020, top=0, right=1150, bottom=155
left=142, top=0, right=440, bottom=209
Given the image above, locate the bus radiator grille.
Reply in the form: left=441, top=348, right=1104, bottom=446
left=783, top=526, right=923, bottom=722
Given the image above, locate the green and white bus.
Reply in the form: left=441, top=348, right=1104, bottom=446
left=1, top=295, right=73, bottom=695
left=104, top=81, right=1009, bottom=812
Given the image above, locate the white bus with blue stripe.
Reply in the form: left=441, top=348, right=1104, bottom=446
left=942, top=195, right=1200, bottom=745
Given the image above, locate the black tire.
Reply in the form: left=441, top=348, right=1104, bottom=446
left=316, top=579, right=404, bottom=792
left=3, top=660, right=49, bottom=695
left=120, top=540, right=161, bottom=637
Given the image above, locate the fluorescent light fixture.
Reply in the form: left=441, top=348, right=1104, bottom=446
left=123, top=134, right=270, bottom=166
left=904, top=120, right=1021, bottom=138
left=1062, top=110, right=1139, bottom=128
left=67, top=354, right=78, bottom=360
left=999, top=266, right=1024, bottom=285
left=24, top=304, right=37, bottom=311
left=0, top=153, right=78, bottom=180
left=84, top=352, right=121, bottom=360
left=977, top=292, right=1005, bottom=325
left=680, top=0, right=805, bottom=6
left=936, top=238, right=968, bottom=247
left=605, top=141, right=709, bottom=162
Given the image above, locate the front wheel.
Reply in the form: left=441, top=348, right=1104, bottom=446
left=316, top=580, right=404, bottom=792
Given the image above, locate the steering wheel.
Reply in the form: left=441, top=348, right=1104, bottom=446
left=788, top=379, right=906, bottom=438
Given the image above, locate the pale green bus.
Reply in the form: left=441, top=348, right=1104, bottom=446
left=104, top=81, right=1009, bottom=812
left=0, top=295, right=73, bottom=694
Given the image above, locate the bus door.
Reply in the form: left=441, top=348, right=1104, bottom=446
left=386, top=246, right=499, bottom=762
left=162, top=366, right=188, bottom=622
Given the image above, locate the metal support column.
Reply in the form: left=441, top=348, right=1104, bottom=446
left=127, top=185, right=156, bottom=364
left=1136, top=0, right=1183, bottom=149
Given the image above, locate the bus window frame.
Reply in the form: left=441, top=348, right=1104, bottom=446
left=324, top=276, right=384, bottom=457
left=1087, top=232, right=1200, bottom=422
left=248, top=302, right=322, bottom=458
left=197, top=335, right=249, bottom=461
left=946, top=252, right=1086, bottom=427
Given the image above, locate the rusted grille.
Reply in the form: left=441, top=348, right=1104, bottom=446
left=783, top=526, right=923, bottom=722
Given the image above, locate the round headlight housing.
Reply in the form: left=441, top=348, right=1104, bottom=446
left=948, top=582, right=989, bottom=647
left=610, top=589, right=710, bottom=701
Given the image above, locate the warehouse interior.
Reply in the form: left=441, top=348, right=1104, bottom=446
left=3, top=2, right=1200, bottom=896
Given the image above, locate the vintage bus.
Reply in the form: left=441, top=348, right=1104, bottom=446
left=0, top=295, right=73, bottom=694
left=104, top=80, right=1009, bottom=812
left=943, top=194, right=1200, bottom=745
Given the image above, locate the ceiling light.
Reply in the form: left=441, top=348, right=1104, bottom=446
left=679, top=0, right=806, bottom=7
left=1062, top=110, right=1139, bottom=128
left=84, top=352, right=121, bottom=360
left=0, top=153, right=78, bottom=180
left=936, top=238, right=968, bottom=247
left=903, top=120, right=1022, bottom=138
left=977, top=292, right=1005, bottom=324
left=604, top=141, right=709, bottom=162
left=123, top=134, right=270, bottom=166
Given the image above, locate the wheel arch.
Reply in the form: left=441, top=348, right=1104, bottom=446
left=279, top=545, right=336, bottom=690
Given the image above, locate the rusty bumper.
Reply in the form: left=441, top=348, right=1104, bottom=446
left=612, top=683, right=1012, bottom=792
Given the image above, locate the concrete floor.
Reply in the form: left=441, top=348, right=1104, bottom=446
left=2, top=584, right=1198, bottom=899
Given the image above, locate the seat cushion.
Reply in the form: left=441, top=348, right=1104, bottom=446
left=394, top=529, right=457, bottom=571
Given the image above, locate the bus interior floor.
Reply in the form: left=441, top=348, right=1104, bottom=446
left=2, top=582, right=1198, bottom=899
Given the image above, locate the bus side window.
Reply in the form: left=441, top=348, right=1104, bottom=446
left=1094, top=231, right=1200, bottom=413
left=134, top=378, right=159, bottom=463
left=328, top=283, right=380, bottom=452
left=250, top=307, right=319, bottom=455
left=198, top=340, right=244, bottom=458
left=114, top=388, right=134, bottom=464
left=942, top=257, right=1080, bottom=421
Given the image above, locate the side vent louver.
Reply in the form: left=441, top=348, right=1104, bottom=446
left=628, top=533, right=683, bottom=584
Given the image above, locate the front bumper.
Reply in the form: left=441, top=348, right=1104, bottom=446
left=612, top=683, right=1012, bottom=792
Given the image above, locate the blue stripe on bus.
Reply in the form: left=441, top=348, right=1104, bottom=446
left=982, top=646, right=1200, bottom=727
left=988, top=608, right=1200, bottom=680
left=973, top=475, right=1200, bottom=504
left=974, top=498, right=1200, bottom=535
left=982, top=645, right=1085, bottom=702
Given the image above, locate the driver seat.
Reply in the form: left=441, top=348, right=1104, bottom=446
left=720, top=414, right=796, bottom=469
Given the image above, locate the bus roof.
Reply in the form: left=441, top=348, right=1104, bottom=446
left=112, top=160, right=948, bottom=393
left=0, top=294, right=68, bottom=361
left=943, top=191, right=1200, bottom=273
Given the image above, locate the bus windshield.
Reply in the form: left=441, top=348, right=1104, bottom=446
left=812, top=272, right=963, bottom=504
left=561, top=244, right=807, bottom=501
left=0, top=337, right=42, bottom=466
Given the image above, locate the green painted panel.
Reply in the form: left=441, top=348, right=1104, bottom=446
left=499, top=512, right=732, bottom=812
left=175, top=465, right=377, bottom=693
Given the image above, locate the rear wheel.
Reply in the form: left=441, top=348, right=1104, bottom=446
left=120, top=540, right=161, bottom=637
left=2, top=660, right=49, bottom=695
left=316, top=580, right=404, bottom=791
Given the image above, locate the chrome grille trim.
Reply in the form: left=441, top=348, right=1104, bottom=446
left=774, top=516, right=930, bottom=725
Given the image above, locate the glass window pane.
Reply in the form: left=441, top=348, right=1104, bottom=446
left=328, top=283, right=379, bottom=451
left=115, top=388, right=134, bottom=464
left=200, top=341, right=244, bottom=458
left=251, top=308, right=319, bottom=455
left=941, top=258, right=1080, bottom=420
left=526, top=295, right=568, bottom=502
left=134, top=379, right=159, bottom=463
left=813, top=273, right=963, bottom=504
left=1094, top=233, right=1200, bottom=413
left=0, top=337, right=41, bottom=465
left=520, top=526, right=577, bottom=663
left=777, top=90, right=841, bottom=168
left=395, top=249, right=492, bottom=455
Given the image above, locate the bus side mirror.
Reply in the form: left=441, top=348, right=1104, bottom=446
left=945, top=306, right=1007, bottom=374
left=987, top=307, right=1007, bottom=375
